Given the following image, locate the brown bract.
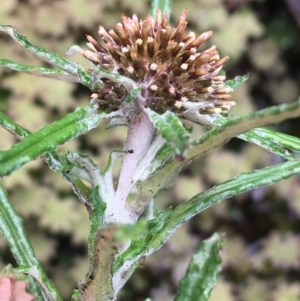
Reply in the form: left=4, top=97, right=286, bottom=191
left=82, top=9, right=235, bottom=115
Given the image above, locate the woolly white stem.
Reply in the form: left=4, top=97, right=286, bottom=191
left=105, top=109, right=156, bottom=223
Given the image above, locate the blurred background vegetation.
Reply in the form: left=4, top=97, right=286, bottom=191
left=0, top=0, right=300, bottom=300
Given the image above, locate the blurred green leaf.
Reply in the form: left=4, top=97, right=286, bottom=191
left=113, top=208, right=173, bottom=273
left=150, top=0, right=173, bottom=18
left=239, top=129, right=296, bottom=161
left=252, top=127, right=300, bottom=152
left=174, top=233, right=225, bottom=301
left=0, top=59, right=78, bottom=82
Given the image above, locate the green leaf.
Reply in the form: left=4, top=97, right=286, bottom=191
left=103, top=150, right=126, bottom=174
left=190, top=98, right=300, bottom=160
left=146, top=108, right=191, bottom=157
left=174, top=233, right=225, bottom=301
left=150, top=0, right=172, bottom=18
left=0, top=183, right=62, bottom=301
left=115, top=218, right=148, bottom=243
left=238, top=129, right=296, bottom=161
left=66, top=151, right=103, bottom=185
left=0, top=111, right=31, bottom=139
left=0, top=111, right=118, bottom=209
left=0, top=111, right=70, bottom=172
left=147, top=160, right=300, bottom=255
left=0, top=105, right=105, bottom=176
left=0, top=59, right=78, bottom=82
left=225, top=74, right=249, bottom=91
left=212, top=104, right=300, bottom=161
left=183, top=107, right=300, bottom=161
left=118, top=160, right=300, bottom=271
left=0, top=25, right=92, bottom=87
left=77, top=65, right=93, bottom=88
left=0, top=25, right=76, bottom=74
left=126, top=158, right=183, bottom=215
left=66, top=150, right=117, bottom=206
left=251, top=127, right=300, bottom=152
left=113, top=208, right=172, bottom=273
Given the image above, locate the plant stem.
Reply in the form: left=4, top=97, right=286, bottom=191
left=105, top=109, right=156, bottom=223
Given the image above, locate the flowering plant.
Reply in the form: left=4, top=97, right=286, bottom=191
left=1, top=1, right=300, bottom=300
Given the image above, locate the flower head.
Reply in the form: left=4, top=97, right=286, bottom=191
left=81, top=9, right=235, bottom=115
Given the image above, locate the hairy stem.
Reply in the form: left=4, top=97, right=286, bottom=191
left=105, top=110, right=156, bottom=223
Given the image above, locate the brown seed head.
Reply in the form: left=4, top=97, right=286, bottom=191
left=83, top=9, right=234, bottom=114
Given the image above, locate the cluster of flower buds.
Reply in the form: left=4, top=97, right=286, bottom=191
left=81, top=9, right=235, bottom=115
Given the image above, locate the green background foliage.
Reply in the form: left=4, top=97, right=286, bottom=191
left=0, top=0, right=300, bottom=300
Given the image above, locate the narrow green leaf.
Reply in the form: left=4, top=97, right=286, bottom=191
left=0, top=26, right=77, bottom=74
left=0, top=105, right=104, bottom=176
left=0, top=111, right=73, bottom=173
left=0, top=25, right=92, bottom=87
left=0, top=111, right=111, bottom=259
left=182, top=112, right=298, bottom=160
left=66, top=151, right=103, bottom=185
left=174, top=233, right=225, bottom=301
left=113, top=208, right=172, bottom=273
left=190, top=99, right=300, bottom=160
left=0, top=183, right=62, bottom=301
left=77, top=65, right=93, bottom=88
left=146, top=108, right=191, bottom=157
left=252, top=127, right=300, bottom=152
left=147, top=160, right=300, bottom=254
left=0, top=114, right=95, bottom=208
left=225, top=74, right=249, bottom=91
left=103, top=150, right=126, bottom=174
left=66, top=151, right=116, bottom=206
left=0, top=111, right=31, bottom=139
left=126, top=158, right=183, bottom=217
left=238, top=129, right=295, bottom=161
left=117, top=160, right=300, bottom=270
left=150, top=0, right=172, bottom=17
left=115, top=218, right=148, bottom=243
left=212, top=109, right=300, bottom=160
left=0, top=59, right=78, bottom=82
